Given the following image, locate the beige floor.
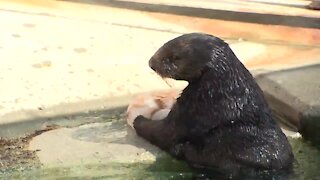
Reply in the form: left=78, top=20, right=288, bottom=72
left=0, top=0, right=286, bottom=126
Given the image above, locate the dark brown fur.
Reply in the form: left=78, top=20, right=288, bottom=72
left=134, top=33, right=294, bottom=178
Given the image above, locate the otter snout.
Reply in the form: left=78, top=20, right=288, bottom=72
left=149, top=57, right=157, bottom=72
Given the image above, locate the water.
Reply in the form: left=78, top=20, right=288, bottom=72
left=0, top=137, right=318, bottom=179
left=0, top=109, right=319, bottom=179
left=290, top=138, right=320, bottom=180
left=2, top=158, right=192, bottom=179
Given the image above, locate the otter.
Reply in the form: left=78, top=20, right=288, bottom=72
left=133, top=33, right=294, bottom=178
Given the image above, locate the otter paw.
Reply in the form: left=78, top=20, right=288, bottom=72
left=133, top=115, right=148, bottom=130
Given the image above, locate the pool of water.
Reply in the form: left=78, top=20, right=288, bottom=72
left=0, top=109, right=319, bottom=180
left=1, top=156, right=192, bottom=179
left=0, top=137, right=319, bottom=179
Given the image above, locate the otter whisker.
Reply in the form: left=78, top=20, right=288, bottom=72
left=162, top=77, right=174, bottom=88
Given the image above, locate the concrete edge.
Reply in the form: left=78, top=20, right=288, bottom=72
left=0, top=88, right=186, bottom=138
left=0, top=95, right=133, bottom=138
left=59, top=0, right=320, bottom=28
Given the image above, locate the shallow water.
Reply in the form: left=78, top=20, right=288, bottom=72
left=0, top=137, right=319, bottom=179
left=0, top=109, right=319, bottom=179
left=2, top=157, right=192, bottom=179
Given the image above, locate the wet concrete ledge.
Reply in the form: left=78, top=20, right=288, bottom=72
left=256, top=64, right=320, bottom=146
left=0, top=95, right=131, bottom=138
left=59, top=0, right=320, bottom=28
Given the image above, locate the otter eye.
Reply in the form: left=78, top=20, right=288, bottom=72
left=163, top=58, right=170, bottom=63
left=172, top=55, right=180, bottom=61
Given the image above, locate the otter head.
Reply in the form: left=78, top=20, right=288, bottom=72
left=149, top=33, right=229, bottom=82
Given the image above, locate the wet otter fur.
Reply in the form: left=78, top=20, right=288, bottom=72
left=134, top=33, right=294, bottom=178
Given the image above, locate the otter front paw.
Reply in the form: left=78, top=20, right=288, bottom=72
left=133, top=115, right=154, bottom=139
left=133, top=115, right=148, bottom=130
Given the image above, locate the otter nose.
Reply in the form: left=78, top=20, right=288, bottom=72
left=149, top=58, right=156, bottom=71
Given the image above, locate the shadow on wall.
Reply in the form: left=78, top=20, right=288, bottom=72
left=58, top=0, right=320, bottom=28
